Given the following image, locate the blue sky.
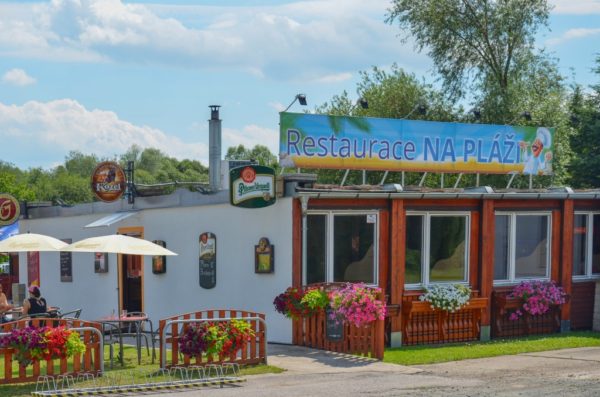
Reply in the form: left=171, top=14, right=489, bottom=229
left=0, top=0, right=598, bottom=170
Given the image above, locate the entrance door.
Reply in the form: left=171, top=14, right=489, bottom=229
left=118, top=227, right=144, bottom=313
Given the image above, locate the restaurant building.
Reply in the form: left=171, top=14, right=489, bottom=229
left=6, top=109, right=600, bottom=348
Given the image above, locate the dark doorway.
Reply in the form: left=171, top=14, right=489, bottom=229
left=118, top=227, right=144, bottom=314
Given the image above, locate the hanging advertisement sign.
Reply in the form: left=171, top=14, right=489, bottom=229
left=230, top=165, right=276, bottom=208
left=91, top=162, right=127, bottom=202
left=60, top=238, right=73, bottom=282
left=279, top=112, right=555, bottom=175
left=27, top=251, right=40, bottom=287
left=0, top=193, right=20, bottom=226
left=199, top=232, right=217, bottom=289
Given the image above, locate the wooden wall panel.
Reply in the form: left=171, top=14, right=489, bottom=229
left=390, top=200, right=405, bottom=332
left=480, top=200, right=495, bottom=325
left=560, top=200, right=574, bottom=321
left=571, top=281, right=596, bottom=330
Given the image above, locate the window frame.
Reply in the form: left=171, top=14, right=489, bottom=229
left=572, top=211, right=600, bottom=280
left=493, top=211, right=552, bottom=285
left=404, top=211, right=471, bottom=289
left=303, top=210, right=379, bottom=286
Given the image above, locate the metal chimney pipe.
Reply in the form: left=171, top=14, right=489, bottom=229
left=208, top=105, right=222, bottom=191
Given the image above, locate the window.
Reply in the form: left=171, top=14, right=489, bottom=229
left=304, top=212, right=377, bottom=285
left=405, top=213, right=469, bottom=286
left=493, top=213, right=551, bottom=283
left=573, top=212, right=600, bottom=279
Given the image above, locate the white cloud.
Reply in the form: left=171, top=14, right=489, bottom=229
left=0, top=0, right=424, bottom=80
left=550, top=0, right=600, bottom=14
left=313, top=72, right=353, bottom=84
left=223, top=124, right=279, bottom=155
left=0, top=99, right=208, bottom=164
left=546, top=28, right=600, bottom=45
left=269, top=102, right=286, bottom=112
left=2, top=68, right=36, bottom=86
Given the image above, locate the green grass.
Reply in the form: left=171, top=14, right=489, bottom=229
left=384, top=331, right=600, bottom=366
left=0, top=345, right=283, bottom=397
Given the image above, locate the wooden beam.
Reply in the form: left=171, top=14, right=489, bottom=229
left=479, top=199, right=495, bottom=326
left=390, top=200, right=405, bottom=332
left=560, top=200, right=574, bottom=322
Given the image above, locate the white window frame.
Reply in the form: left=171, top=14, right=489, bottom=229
left=493, top=212, right=552, bottom=285
left=404, top=211, right=471, bottom=289
left=572, top=212, right=600, bottom=280
left=303, top=210, right=379, bottom=286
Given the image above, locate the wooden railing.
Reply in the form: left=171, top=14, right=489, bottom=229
left=293, top=283, right=385, bottom=360
left=0, top=318, right=102, bottom=385
left=492, top=292, right=566, bottom=338
left=401, top=297, right=488, bottom=345
left=159, top=309, right=266, bottom=369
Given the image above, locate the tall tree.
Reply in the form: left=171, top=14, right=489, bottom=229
left=225, top=145, right=278, bottom=168
left=386, top=0, right=551, bottom=108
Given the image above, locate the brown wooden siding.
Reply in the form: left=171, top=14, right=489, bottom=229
left=571, top=281, right=596, bottom=330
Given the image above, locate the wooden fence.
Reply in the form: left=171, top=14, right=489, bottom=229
left=293, top=283, right=385, bottom=360
left=0, top=318, right=102, bottom=385
left=401, top=296, right=488, bottom=345
left=159, top=309, right=266, bottom=369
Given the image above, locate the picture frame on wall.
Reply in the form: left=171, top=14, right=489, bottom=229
left=255, top=237, right=274, bottom=274
left=152, top=240, right=167, bottom=274
left=94, top=252, right=108, bottom=273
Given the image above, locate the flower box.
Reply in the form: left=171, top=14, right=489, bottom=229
left=493, top=293, right=569, bottom=336
left=401, top=297, right=488, bottom=345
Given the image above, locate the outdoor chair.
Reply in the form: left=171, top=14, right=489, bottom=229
left=59, top=308, right=82, bottom=319
left=123, top=311, right=152, bottom=360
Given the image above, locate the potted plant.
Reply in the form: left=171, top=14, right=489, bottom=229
left=178, top=320, right=255, bottom=359
left=419, top=284, right=472, bottom=312
left=0, top=326, right=86, bottom=367
left=507, top=280, right=567, bottom=320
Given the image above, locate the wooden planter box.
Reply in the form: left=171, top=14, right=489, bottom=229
left=401, top=297, right=488, bottom=345
left=492, top=294, right=569, bottom=337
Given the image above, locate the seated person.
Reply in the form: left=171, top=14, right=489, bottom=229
left=22, top=285, right=47, bottom=317
left=0, top=284, right=14, bottom=323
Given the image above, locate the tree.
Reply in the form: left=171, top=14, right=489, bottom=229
left=567, top=55, right=600, bottom=187
left=64, top=151, right=100, bottom=178
left=225, top=145, right=278, bottom=168
left=386, top=0, right=551, bottom=107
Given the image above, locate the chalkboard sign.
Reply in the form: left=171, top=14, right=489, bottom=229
left=60, top=238, right=72, bottom=282
left=199, top=232, right=216, bottom=289
left=325, top=308, right=344, bottom=342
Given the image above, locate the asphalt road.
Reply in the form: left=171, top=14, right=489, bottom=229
left=140, top=344, right=600, bottom=396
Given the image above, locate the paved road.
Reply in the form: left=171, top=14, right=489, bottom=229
left=141, top=344, right=600, bottom=396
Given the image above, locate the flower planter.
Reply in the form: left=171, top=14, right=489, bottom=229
left=492, top=293, right=570, bottom=337
left=401, top=297, right=488, bottom=345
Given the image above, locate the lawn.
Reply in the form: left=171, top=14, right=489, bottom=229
left=0, top=345, right=284, bottom=397
left=384, top=331, right=600, bottom=366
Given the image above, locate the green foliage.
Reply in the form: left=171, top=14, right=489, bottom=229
left=225, top=144, right=278, bottom=168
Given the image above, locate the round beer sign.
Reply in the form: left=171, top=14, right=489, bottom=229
left=0, top=193, right=20, bottom=226
left=91, top=162, right=127, bottom=202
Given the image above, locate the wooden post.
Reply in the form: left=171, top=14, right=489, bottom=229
left=479, top=199, right=495, bottom=340
left=560, top=199, right=574, bottom=331
left=390, top=199, right=405, bottom=347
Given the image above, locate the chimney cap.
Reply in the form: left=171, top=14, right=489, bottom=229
left=209, top=105, right=221, bottom=120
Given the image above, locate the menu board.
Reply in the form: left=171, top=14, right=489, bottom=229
left=325, top=308, right=344, bottom=342
left=199, top=232, right=216, bottom=289
left=60, top=238, right=73, bottom=282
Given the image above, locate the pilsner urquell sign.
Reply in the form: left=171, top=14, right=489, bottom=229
left=230, top=165, right=276, bottom=208
left=279, top=112, right=555, bottom=175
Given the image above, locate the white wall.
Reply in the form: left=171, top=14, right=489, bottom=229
left=19, top=198, right=293, bottom=343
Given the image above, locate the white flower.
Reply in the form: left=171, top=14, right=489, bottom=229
left=419, top=284, right=471, bottom=312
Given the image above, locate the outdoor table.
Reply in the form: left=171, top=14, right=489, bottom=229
left=96, top=314, right=154, bottom=365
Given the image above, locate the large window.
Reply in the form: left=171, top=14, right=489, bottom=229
left=304, top=212, right=377, bottom=285
left=405, top=213, right=469, bottom=286
left=573, top=212, right=600, bottom=279
left=494, top=213, right=551, bottom=283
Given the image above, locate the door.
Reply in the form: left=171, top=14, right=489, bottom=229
left=118, top=227, right=144, bottom=313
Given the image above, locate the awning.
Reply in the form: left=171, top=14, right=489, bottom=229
left=84, top=211, right=137, bottom=228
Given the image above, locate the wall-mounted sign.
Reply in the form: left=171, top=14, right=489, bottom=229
left=94, top=252, right=109, bottom=273
left=230, top=166, right=276, bottom=208
left=0, top=193, right=20, bottom=226
left=152, top=240, right=167, bottom=274
left=279, top=112, right=556, bottom=175
left=60, top=238, right=73, bottom=282
left=255, top=237, right=274, bottom=274
left=27, top=251, right=40, bottom=287
left=199, top=232, right=216, bottom=289
left=91, top=161, right=127, bottom=202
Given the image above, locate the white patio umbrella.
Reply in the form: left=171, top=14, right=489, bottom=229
left=62, top=234, right=177, bottom=256
left=0, top=233, right=68, bottom=252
